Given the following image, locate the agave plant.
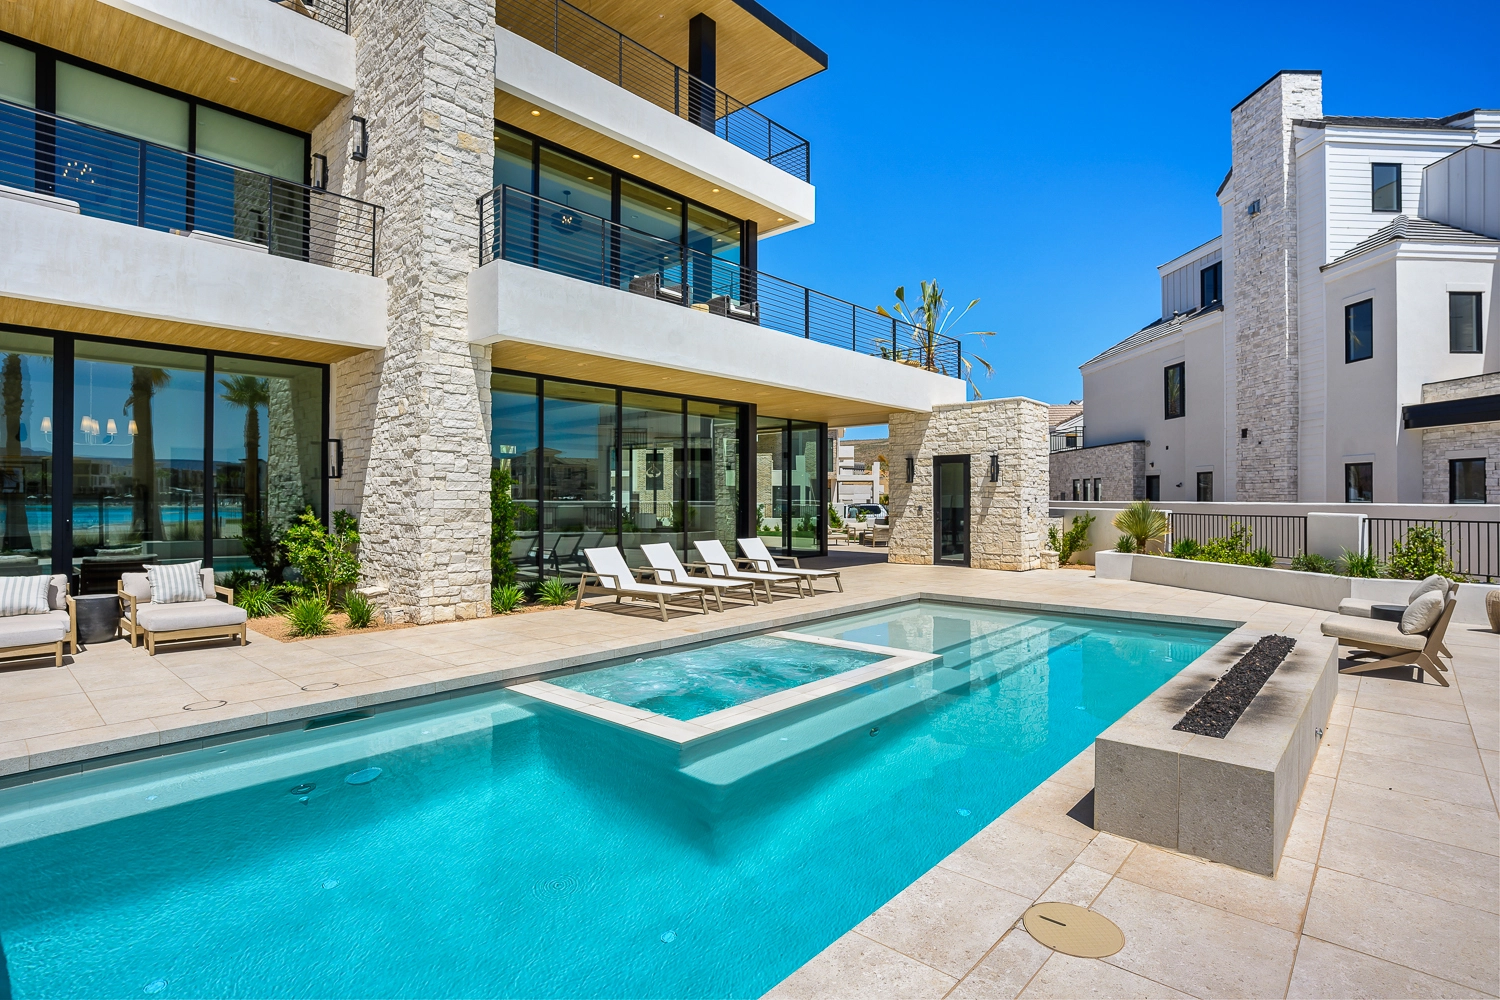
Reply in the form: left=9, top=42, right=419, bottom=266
left=875, top=281, right=995, bottom=398
left=1112, top=501, right=1169, bottom=554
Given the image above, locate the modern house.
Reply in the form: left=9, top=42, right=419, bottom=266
left=0, top=0, right=966, bottom=621
left=1059, top=71, right=1498, bottom=505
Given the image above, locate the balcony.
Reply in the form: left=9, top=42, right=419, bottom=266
left=496, top=0, right=809, bottom=181
left=266, top=0, right=349, bottom=33
left=1050, top=426, right=1085, bottom=453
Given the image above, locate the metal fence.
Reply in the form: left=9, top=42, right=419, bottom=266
left=1049, top=426, right=1084, bottom=453
left=478, top=185, right=962, bottom=377
left=1168, top=513, right=1308, bottom=561
left=496, top=0, right=811, bottom=181
left=0, top=100, right=381, bottom=274
left=268, top=0, right=350, bottom=33
left=1367, top=518, right=1499, bottom=582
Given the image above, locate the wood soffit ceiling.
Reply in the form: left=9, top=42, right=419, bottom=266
left=491, top=341, right=902, bottom=426
left=0, top=0, right=345, bottom=133
left=495, top=92, right=796, bottom=236
left=560, top=0, right=826, bottom=104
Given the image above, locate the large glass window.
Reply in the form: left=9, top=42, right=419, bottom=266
left=0, top=41, right=37, bottom=195
left=491, top=373, right=540, bottom=583
left=1450, top=292, right=1482, bottom=353
left=1450, top=459, right=1486, bottom=504
left=55, top=63, right=189, bottom=150
left=493, top=125, right=534, bottom=193
left=72, top=342, right=206, bottom=586
left=621, top=392, right=683, bottom=565
left=687, top=202, right=741, bottom=303
left=541, top=381, right=616, bottom=577
left=1163, top=363, right=1184, bottom=419
left=788, top=423, right=821, bottom=553
left=1346, top=299, right=1373, bottom=363
left=686, top=401, right=740, bottom=556
left=1199, top=261, right=1222, bottom=308
left=1345, top=462, right=1373, bottom=503
left=0, top=331, right=53, bottom=576
left=754, top=416, right=824, bottom=554
left=1371, top=163, right=1401, bottom=213
left=1196, top=471, right=1213, bottom=502
left=212, top=357, right=323, bottom=576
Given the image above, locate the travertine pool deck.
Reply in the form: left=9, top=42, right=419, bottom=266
left=1, top=562, right=1496, bottom=998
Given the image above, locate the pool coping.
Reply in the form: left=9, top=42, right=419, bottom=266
left=0, top=591, right=1249, bottom=789
left=511, top=632, right=942, bottom=747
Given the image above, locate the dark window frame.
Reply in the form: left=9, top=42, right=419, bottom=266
left=1449, top=292, right=1483, bottom=353
left=1345, top=299, right=1374, bottom=363
left=1163, top=362, right=1185, bottom=419
left=1199, top=261, right=1222, bottom=308
left=1145, top=475, right=1160, bottom=501
left=1196, top=471, right=1213, bottom=502
left=1449, top=458, right=1487, bottom=504
left=1371, top=162, right=1402, bottom=213
left=1345, top=462, right=1374, bottom=503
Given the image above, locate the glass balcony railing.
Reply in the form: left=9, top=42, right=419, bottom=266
left=0, top=99, right=382, bottom=274
left=479, top=186, right=961, bottom=377
left=267, top=0, right=350, bottom=33
left=496, top=0, right=811, bottom=182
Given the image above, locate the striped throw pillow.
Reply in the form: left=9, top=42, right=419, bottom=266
left=146, top=561, right=205, bottom=604
left=0, top=574, right=52, bottom=616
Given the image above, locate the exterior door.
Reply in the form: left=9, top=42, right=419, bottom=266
left=933, top=456, right=969, bottom=566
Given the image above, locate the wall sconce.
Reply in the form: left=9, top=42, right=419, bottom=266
left=988, top=453, right=999, bottom=482
left=349, top=116, right=368, bottom=162
left=326, top=439, right=344, bottom=479
left=312, top=153, right=328, bottom=189
left=905, top=456, right=914, bottom=483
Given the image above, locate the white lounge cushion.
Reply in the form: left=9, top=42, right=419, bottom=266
left=693, top=539, right=795, bottom=581
left=47, top=574, right=69, bottom=612
left=135, top=599, right=247, bottom=631
left=147, top=561, right=206, bottom=603
left=0, top=574, right=52, bottom=615
left=1335, top=599, right=1377, bottom=618
left=1320, top=614, right=1426, bottom=652
left=1408, top=574, right=1450, bottom=604
left=583, top=547, right=695, bottom=596
left=1400, top=591, right=1443, bottom=635
left=120, top=572, right=152, bottom=602
left=0, top=609, right=70, bottom=646
left=737, top=537, right=838, bottom=578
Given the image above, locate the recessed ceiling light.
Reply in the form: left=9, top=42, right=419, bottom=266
left=530, top=110, right=541, bottom=116
left=776, top=217, right=784, bottom=221
left=587, top=176, right=594, bottom=180
left=632, top=153, right=640, bottom=159
left=712, top=188, right=720, bottom=193
left=228, top=76, right=240, bottom=83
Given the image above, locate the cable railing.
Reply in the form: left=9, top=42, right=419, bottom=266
left=268, top=0, right=350, bottom=33
left=496, top=0, right=810, bottom=182
left=0, top=99, right=381, bottom=274
left=478, top=186, right=961, bottom=377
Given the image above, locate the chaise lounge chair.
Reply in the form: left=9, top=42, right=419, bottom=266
left=576, top=546, right=707, bottom=622
left=1335, top=574, right=1454, bottom=661
left=1319, top=589, right=1457, bottom=686
left=691, top=539, right=805, bottom=601
left=737, top=536, right=842, bottom=593
left=639, top=542, right=758, bottom=611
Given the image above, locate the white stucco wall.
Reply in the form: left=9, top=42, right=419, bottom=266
left=0, top=196, right=386, bottom=350
left=99, top=0, right=355, bottom=94
left=493, top=26, right=814, bottom=229
left=468, top=258, right=963, bottom=415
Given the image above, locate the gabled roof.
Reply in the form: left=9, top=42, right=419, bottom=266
left=1047, top=403, right=1083, bottom=429
left=1323, top=215, right=1499, bottom=269
left=1080, top=303, right=1223, bottom=369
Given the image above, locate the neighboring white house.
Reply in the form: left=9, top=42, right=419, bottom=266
left=1077, top=71, right=1498, bottom=505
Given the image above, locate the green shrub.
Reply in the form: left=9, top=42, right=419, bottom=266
left=344, top=591, right=374, bottom=629
left=235, top=584, right=282, bottom=618
left=1248, top=547, right=1275, bottom=568
left=491, top=467, right=517, bottom=588
left=1386, top=526, right=1461, bottom=581
left=1114, top=534, right=1137, bottom=553
left=1170, top=538, right=1201, bottom=559
left=536, top=576, right=575, bottom=606
left=1339, top=548, right=1384, bottom=578
left=1047, top=512, right=1095, bottom=565
left=1289, top=553, right=1336, bottom=574
left=285, top=596, right=333, bottom=637
left=217, top=568, right=263, bottom=595
left=827, top=505, right=844, bottom=530
left=1192, top=523, right=1253, bottom=564
left=1112, top=501, right=1168, bottom=553
left=282, top=507, right=360, bottom=606
left=492, top=583, right=525, bottom=614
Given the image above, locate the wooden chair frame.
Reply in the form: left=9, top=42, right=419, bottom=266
left=1331, top=595, right=1457, bottom=687
left=0, top=594, right=78, bottom=667
left=118, top=582, right=246, bottom=655
left=574, top=570, right=708, bottom=622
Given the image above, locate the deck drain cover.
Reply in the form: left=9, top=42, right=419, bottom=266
left=301, top=682, right=340, bottom=692
left=1022, top=903, right=1124, bottom=958
left=183, top=700, right=227, bottom=711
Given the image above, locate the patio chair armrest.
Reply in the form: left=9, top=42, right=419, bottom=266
left=778, top=556, right=803, bottom=569
left=65, top=594, right=78, bottom=647
left=116, top=583, right=139, bottom=626
left=215, top=585, right=233, bottom=603
left=733, top=557, right=759, bottom=570
left=683, top=562, right=714, bottom=576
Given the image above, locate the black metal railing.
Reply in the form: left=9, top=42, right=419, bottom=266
left=1049, top=426, right=1084, bottom=453
left=1367, top=518, right=1499, bottom=582
left=0, top=99, right=380, bottom=274
left=268, top=0, right=350, bottom=33
left=1169, top=512, right=1308, bottom=561
left=479, top=186, right=961, bottom=377
left=496, top=0, right=810, bottom=182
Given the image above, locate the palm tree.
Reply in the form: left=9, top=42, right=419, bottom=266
left=875, top=280, right=995, bottom=398
left=124, top=367, right=171, bottom=542
left=1, top=354, right=29, bottom=552
left=1113, top=501, right=1169, bottom=554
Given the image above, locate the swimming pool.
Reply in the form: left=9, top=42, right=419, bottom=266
left=0, top=601, right=1227, bottom=998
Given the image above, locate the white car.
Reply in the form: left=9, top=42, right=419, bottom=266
left=843, top=503, right=888, bottom=525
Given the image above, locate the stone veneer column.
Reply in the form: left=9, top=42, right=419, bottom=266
left=314, top=0, right=496, bottom=622
left=887, top=399, right=1049, bottom=571
left=1230, top=71, right=1321, bottom=501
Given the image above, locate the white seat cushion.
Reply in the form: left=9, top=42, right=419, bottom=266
left=0, top=609, right=70, bottom=647
left=1320, top=614, right=1426, bottom=652
left=1335, top=598, right=1376, bottom=618
left=136, top=599, right=247, bottom=632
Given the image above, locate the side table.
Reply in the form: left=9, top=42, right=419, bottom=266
left=74, top=593, right=121, bottom=646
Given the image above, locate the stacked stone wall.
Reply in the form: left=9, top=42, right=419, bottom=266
left=887, top=399, right=1049, bottom=571
left=1048, top=442, right=1145, bottom=502
left=1420, top=373, right=1500, bottom=503
left=1230, top=72, right=1321, bottom=501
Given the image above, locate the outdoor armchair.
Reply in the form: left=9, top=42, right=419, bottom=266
left=737, top=537, right=842, bottom=593
left=639, top=542, right=758, bottom=611
left=1335, top=574, right=1454, bottom=661
left=690, top=539, right=805, bottom=601
left=0, top=574, right=77, bottom=667
left=118, top=567, right=247, bottom=655
left=1320, top=591, right=1457, bottom=686
left=576, top=546, right=707, bottom=622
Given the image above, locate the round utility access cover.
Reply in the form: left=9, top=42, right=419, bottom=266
left=1022, top=902, right=1124, bottom=958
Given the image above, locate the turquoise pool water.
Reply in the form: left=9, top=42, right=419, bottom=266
left=0, top=601, right=1227, bottom=999
left=548, top=635, right=890, bottom=719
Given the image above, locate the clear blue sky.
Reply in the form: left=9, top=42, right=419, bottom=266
left=751, top=0, right=1499, bottom=418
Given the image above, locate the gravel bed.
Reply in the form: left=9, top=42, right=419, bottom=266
left=1173, top=634, right=1297, bottom=739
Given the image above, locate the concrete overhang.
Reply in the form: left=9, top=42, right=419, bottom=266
left=0, top=196, right=386, bottom=364
left=495, top=26, right=814, bottom=237
left=469, top=259, right=964, bottom=425
left=3, top=0, right=354, bottom=133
